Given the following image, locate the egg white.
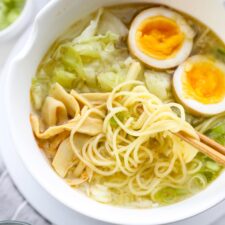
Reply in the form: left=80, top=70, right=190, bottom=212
left=173, top=55, right=225, bottom=116
left=128, top=7, right=195, bottom=69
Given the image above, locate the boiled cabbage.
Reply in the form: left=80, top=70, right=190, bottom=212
left=97, top=10, right=128, bottom=37
left=31, top=9, right=133, bottom=110
left=144, top=70, right=172, bottom=101
left=31, top=77, right=50, bottom=110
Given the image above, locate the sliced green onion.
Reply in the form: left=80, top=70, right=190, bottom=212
left=205, top=161, right=220, bottom=172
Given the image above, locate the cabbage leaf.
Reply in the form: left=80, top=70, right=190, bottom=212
left=97, top=10, right=128, bottom=37
left=144, top=70, right=172, bottom=101
left=31, top=8, right=133, bottom=110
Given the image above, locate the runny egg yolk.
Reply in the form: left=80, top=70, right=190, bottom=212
left=136, top=16, right=184, bottom=60
left=183, top=61, right=225, bottom=104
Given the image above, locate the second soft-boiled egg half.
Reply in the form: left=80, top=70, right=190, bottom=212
left=128, top=7, right=195, bottom=69
left=173, top=55, right=225, bottom=116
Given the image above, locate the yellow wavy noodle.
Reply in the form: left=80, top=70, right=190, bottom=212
left=38, top=132, right=70, bottom=160
left=41, top=96, right=68, bottom=127
left=49, top=83, right=80, bottom=117
left=31, top=81, right=202, bottom=206
left=52, top=138, right=76, bottom=177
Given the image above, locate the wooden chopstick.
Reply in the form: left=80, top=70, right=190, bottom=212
left=176, top=131, right=225, bottom=167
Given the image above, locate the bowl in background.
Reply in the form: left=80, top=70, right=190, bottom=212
left=0, top=0, right=33, bottom=42
left=2, top=0, right=225, bottom=225
left=0, top=221, right=30, bottom=225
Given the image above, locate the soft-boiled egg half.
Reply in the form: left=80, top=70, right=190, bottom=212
left=128, top=7, right=195, bottom=69
left=173, top=55, right=225, bottom=116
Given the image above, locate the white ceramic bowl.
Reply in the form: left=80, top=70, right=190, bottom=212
left=2, top=0, right=225, bottom=224
left=0, top=0, right=33, bottom=42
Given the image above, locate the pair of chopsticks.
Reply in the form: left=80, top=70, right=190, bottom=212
left=176, top=131, right=225, bottom=166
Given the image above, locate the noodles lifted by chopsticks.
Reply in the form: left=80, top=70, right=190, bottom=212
left=31, top=81, right=203, bottom=207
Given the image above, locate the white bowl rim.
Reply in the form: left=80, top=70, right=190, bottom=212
left=3, top=0, right=225, bottom=225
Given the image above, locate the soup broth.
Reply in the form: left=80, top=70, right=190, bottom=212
left=30, top=4, right=225, bottom=207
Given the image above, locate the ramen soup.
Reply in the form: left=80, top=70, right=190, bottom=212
left=30, top=4, right=225, bottom=208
